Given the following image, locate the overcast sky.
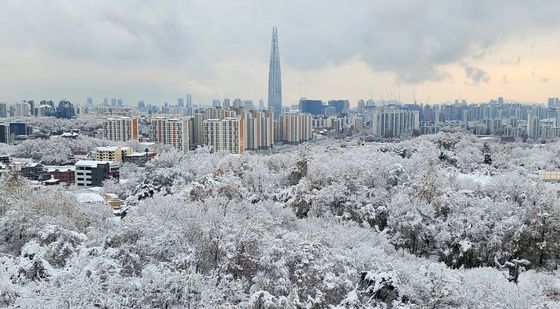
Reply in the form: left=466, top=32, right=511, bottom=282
left=1, top=0, right=560, bottom=106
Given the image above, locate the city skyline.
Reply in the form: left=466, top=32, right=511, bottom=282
left=1, top=1, right=560, bottom=105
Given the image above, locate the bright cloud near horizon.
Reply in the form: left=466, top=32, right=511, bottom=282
left=1, top=0, right=560, bottom=106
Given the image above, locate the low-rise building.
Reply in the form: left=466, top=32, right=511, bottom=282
left=123, top=151, right=155, bottom=166
left=21, top=163, right=48, bottom=181
left=45, top=166, right=76, bottom=184
left=95, top=146, right=132, bottom=162
left=74, top=160, right=112, bottom=187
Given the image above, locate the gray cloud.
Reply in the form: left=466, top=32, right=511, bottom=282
left=463, top=64, right=490, bottom=84
left=1, top=0, right=560, bottom=102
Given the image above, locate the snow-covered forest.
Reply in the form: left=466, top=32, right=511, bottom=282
left=1, top=132, right=560, bottom=308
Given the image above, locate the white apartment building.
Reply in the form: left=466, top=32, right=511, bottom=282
left=103, top=116, right=139, bottom=142
left=370, top=108, right=420, bottom=138
left=204, top=117, right=244, bottom=154
left=243, top=110, right=273, bottom=151
left=278, top=112, right=313, bottom=144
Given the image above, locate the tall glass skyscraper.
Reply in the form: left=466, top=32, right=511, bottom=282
left=268, top=27, right=282, bottom=119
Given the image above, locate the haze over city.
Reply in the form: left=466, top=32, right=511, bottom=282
left=1, top=1, right=560, bottom=105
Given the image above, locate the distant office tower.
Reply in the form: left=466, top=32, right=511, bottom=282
left=370, top=108, right=420, bottom=138
left=86, top=97, right=93, bottom=107
left=327, top=100, right=350, bottom=116
left=9, top=122, right=28, bottom=136
left=57, top=100, right=76, bottom=119
left=223, top=98, right=231, bottom=109
left=268, top=27, right=282, bottom=119
left=117, top=99, right=123, bottom=107
left=178, top=98, right=185, bottom=108
left=299, top=99, right=324, bottom=116
left=278, top=112, right=313, bottom=144
left=242, top=110, right=274, bottom=150
left=548, top=98, right=560, bottom=109
left=103, top=116, right=139, bottom=142
left=138, top=100, right=146, bottom=112
left=103, top=98, right=109, bottom=106
left=186, top=94, right=193, bottom=116
left=204, top=117, right=244, bottom=154
left=14, top=102, right=30, bottom=117
left=0, top=124, right=9, bottom=144
left=212, top=99, right=222, bottom=108
left=28, top=100, right=36, bottom=116
left=0, top=103, right=7, bottom=118
left=152, top=117, right=192, bottom=153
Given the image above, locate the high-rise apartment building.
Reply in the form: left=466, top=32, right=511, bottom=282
left=192, top=108, right=237, bottom=146
left=242, top=110, right=274, bottom=150
left=278, top=112, right=313, bottom=144
left=152, top=117, right=192, bottom=153
left=370, top=108, right=420, bottom=138
left=204, top=117, right=244, bottom=154
left=268, top=27, right=282, bottom=119
left=103, top=116, right=139, bottom=142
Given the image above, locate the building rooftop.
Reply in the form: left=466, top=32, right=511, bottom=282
left=75, top=160, right=112, bottom=167
left=96, top=146, right=120, bottom=152
left=44, top=166, right=76, bottom=173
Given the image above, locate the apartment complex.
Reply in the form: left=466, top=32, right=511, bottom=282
left=192, top=108, right=237, bottom=146
left=204, top=117, right=244, bottom=154
left=370, top=108, right=420, bottom=138
left=242, top=110, right=274, bottom=151
left=103, top=116, right=139, bottom=142
left=152, top=117, right=192, bottom=153
left=277, top=112, right=313, bottom=144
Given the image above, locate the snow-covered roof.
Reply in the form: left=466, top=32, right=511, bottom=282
left=44, top=166, right=75, bottom=173
left=96, top=146, right=120, bottom=152
left=75, top=160, right=111, bottom=167
left=61, top=132, right=79, bottom=137
left=75, top=192, right=104, bottom=203
left=127, top=152, right=147, bottom=157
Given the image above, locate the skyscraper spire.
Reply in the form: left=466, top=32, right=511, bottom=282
left=268, top=27, right=282, bottom=119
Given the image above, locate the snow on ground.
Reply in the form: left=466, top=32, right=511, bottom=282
left=455, top=173, right=492, bottom=186
left=75, top=192, right=104, bottom=203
